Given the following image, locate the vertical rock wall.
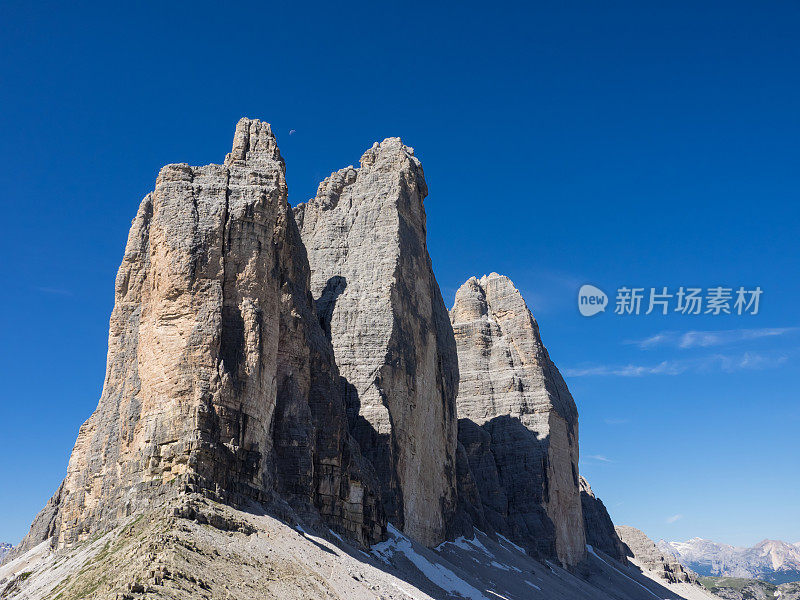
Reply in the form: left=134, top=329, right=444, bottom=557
left=17, top=119, right=384, bottom=554
left=450, top=273, right=586, bottom=566
left=580, top=476, right=628, bottom=563
left=15, top=120, right=608, bottom=567
left=295, top=139, right=459, bottom=547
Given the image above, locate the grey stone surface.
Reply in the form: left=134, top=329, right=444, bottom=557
left=659, top=537, right=800, bottom=583
left=5, top=117, right=710, bottom=600
left=15, top=119, right=384, bottom=556
left=1, top=494, right=715, bottom=600
left=0, top=543, right=11, bottom=565
left=450, top=273, right=585, bottom=566
left=698, top=578, right=800, bottom=600
left=617, top=525, right=697, bottom=584
left=580, top=475, right=628, bottom=563
left=295, top=138, right=459, bottom=547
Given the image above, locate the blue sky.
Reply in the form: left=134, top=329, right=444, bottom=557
left=1, top=1, right=798, bottom=547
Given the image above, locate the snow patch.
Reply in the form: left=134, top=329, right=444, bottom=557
left=468, top=534, right=494, bottom=556
left=496, top=534, right=527, bottom=555
left=372, top=524, right=490, bottom=600
left=489, top=560, right=511, bottom=571
left=587, top=545, right=661, bottom=599
left=525, top=580, right=542, bottom=590
left=328, top=529, right=344, bottom=544
left=436, top=532, right=493, bottom=557
left=486, top=591, right=512, bottom=600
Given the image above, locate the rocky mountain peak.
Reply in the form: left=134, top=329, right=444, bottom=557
left=616, top=525, right=697, bottom=584
left=1, top=118, right=706, bottom=600
left=296, top=135, right=457, bottom=548
left=664, top=536, right=800, bottom=583
left=12, top=119, right=384, bottom=558
left=451, top=273, right=584, bottom=566
left=225, top=117, right=283, bottom=165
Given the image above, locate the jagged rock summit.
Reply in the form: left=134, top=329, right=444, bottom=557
left=617, top=525, right=698, bottom=584
left=14, top=118, right=384, bottom=557
left=659, top=536, right=800, bottom=583
left=0, top=119, right=715, bottom=600
left=450, top=273, right=585, bottom=566
left=295, top=137, right=459, bottom=548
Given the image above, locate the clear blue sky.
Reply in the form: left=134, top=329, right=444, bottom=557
left=1, top=1, right=798, bottom=547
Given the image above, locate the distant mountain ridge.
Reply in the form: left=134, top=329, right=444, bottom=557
left=0, top=544, right=10, bottom=563
left=658, top=537, right=800, bottom=584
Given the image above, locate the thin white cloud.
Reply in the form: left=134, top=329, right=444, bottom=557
left=628, top=327, right=798, bottom=350
left=35, top=287, right=74, bottom=297
left=604, top=418, right=630, bottom=425
left=564, top=361, right=685, bottom=377
left=635, top=332, right=673, bottom=348
left=564, top=352, right=788, bottom=378
left=289, top=129, right=296, bottom=135
left=584, top=454, right=614, bottom=463
left=666, top=514, right=683, bottom=524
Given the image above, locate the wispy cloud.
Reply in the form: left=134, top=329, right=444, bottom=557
left=289, top=129, right=296, bottom=135
left=35, top=287, right=74, bottom=297
left=604, top=418, right=630, bottom=425
left=666, top=514, right=683, bottom=524
left=565, top=361, right=685, bottom=377
left=564, top=351, right=788, bottom=378
left=584, top=454, right=614, bottom=463
left=628, top=327, right=798, bottom=350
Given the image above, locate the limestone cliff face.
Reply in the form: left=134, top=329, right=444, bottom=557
left=450, top=273, right=585, bottom=566
left=295, top=139, right=459, bottom=547
left=616, top=525, right=697, bottom=584
left=17, top=119, right=383, bottom=554
left=580, top=476, right=628, bottom=563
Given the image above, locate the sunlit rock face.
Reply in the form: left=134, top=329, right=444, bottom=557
left=295, top=139, right=459, bottom=547
left=450, top=273, right=585, bottom=567
left=15, top=119, right=384, bottom=556
left=617, top=525, right=696, bottom=584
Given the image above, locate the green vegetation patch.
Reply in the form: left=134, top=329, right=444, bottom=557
left=699, top=575, right=778, bottom=597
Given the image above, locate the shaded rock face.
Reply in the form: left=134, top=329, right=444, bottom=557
left=16, top=119, right=384, bottom=554
left=616, top=525, right=697, bottom=584
left=450, top=273, right=585, bottom=566
left=580, top=476, right=628, bottom=563
left=295, top=139, right=459, bottom=547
